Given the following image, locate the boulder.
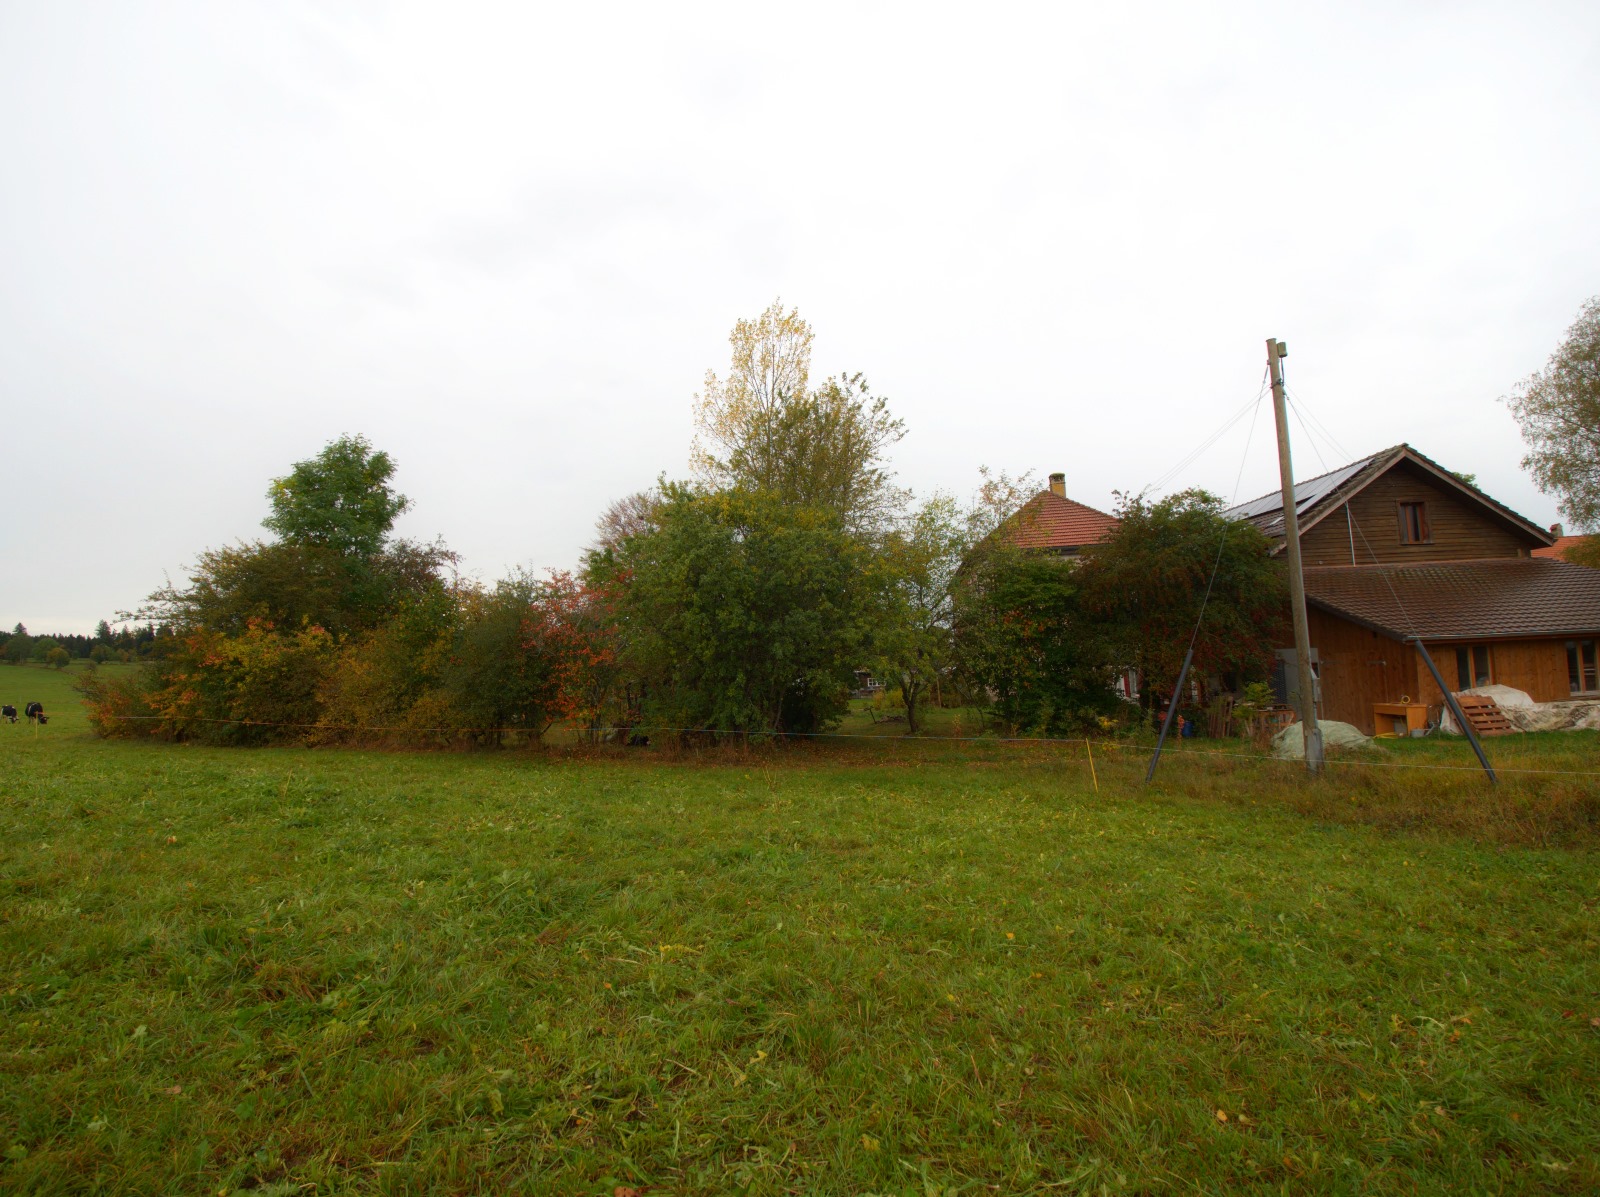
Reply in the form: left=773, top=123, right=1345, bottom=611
left=1271, top=719, right=1371, bottom=759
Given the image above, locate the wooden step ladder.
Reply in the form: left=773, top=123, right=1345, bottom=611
left=1455, top=693, right=1515, bottom=737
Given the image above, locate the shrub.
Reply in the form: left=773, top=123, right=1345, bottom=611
left=82, top=621, right=337, bottom=744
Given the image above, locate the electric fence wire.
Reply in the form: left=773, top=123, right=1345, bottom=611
left=84, top=712, right=1600, bottom=776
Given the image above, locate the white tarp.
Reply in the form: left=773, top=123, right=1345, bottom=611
left=1439, top=686, right=1600, bottom=734
left=1272, top=719, right=1371, bottom=758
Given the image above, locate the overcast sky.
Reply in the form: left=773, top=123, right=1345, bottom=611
left=3, top=1, right=1597, bottom=633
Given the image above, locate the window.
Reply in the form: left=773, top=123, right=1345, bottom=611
left=1398, top=501, right=1430, bottom=544
left=1455, top=645, right=1491, bottom=690
left=1568, top=640, right=1598, bottom=694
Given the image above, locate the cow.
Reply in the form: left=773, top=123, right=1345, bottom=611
left=1, top=704, right=15, bottom=724
left=25, top=701, right=45, bottom=725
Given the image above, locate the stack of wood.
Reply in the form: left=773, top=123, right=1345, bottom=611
left=1454, top=693, right=1515, bottom=737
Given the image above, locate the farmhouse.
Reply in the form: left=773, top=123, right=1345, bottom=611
left=1226, top=444, right=1600, bottom=735
left=1534, top=530, right=1594, bottom=562
left=1006, top=472, right=1120, bottom=555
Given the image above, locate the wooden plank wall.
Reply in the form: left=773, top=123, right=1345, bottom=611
left=1412, top=639, right=1573, bottom=706
left=1307, top=608, right=1417, bottom=734
left=1299, top=462, right=1535, bottom=567
left=1301, top=614, right=1575, bottom=730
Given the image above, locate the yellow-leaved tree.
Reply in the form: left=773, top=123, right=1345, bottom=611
left=691, top=300, right=907, bottom=533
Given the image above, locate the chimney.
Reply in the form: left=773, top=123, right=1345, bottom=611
left=1551, top=523, right=1564, bottom=537
left=1049, top=472, right=1065, bottom=498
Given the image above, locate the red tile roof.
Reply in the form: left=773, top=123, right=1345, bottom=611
left=1304, top=558, right=1600, bottom=641
left=1534, top=535, right=1591, bottom=561
left=1006, top=490, right=1120, bottom=553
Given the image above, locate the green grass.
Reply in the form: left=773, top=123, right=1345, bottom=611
left=2, top=684, right=1599, bottom=1193
left=0, top=662, right=138, bottom=736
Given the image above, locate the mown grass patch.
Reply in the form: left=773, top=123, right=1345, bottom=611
left=2, top=719, right=1598, bottom=1193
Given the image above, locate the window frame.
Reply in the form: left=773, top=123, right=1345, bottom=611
left=1567, top=639, right=1599, bottom=695
left=1398, top=500, right=1431, bottom=545
left=1454, top=644, right=1492, bottom=691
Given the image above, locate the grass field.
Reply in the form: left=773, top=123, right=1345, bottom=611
left=2, top=663, right=1599, bottom=1194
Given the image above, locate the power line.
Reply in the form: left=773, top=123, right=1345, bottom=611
left=1144, top=370, right=1271, bottom=495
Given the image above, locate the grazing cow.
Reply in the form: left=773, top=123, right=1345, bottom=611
left=1, top=704, right=15, bottom=723
left=25, top=701, right=44, bottom=724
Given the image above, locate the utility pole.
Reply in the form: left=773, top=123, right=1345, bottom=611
left=1267, top=338, right=1323, bottom=774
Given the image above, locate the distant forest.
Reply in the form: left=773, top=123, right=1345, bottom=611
left=2, top=621, right=170, bottom=666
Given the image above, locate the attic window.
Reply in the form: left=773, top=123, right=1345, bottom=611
left=1398, top=501, right=1430, bottom=544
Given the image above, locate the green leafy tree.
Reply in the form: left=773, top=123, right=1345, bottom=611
left=138, top=538, right=453, bottom=640
left=263, top=434, right=410, bottom=558
left=613, top=486, right=875, bottom=736
left=875, top=494, right=966, bottom=734
left=1076, top=489, right=1287, bottom=720
left=1505, top=297, right=1600, bottom=565
left=45, top=646, right=71, bottom=669
left=136, top=436, right=448, bottom=639
left=29, top=637, right=59, bottom=664
left=951, top=541, right=1122, bottom=735
left=94, top=619, right=114, bottom=643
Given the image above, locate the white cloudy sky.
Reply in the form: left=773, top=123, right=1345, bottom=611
left=3, top=1, right=1597, bottom=632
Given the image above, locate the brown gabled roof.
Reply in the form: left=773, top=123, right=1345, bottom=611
left=1304, top=558, right=1600, bottom=642
left=1006, top=490, right=1119, bottom=553
left=1225, top=443, right=1554, bottom=553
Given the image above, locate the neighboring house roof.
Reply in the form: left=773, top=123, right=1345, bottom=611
left=1303, top=558, right=1600, bottom=641
left=1534, top=534, right=1592, bottom=561
left=1225, top=443, right=1554, bottom=553
left=1006, top=489, right=1120, bottom=553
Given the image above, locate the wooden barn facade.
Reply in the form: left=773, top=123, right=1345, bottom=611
left=1227, top=444, right=1600, bottom=735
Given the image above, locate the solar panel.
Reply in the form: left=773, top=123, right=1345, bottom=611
left=1225, top=454, right=1377, bottom=529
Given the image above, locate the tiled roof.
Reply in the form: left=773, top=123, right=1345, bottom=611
left=1006, top=490, right=1120, bottom=552
left=1534, top=535, right=1591, bottom=561
left=1304, top=558, right=1600, bottom=641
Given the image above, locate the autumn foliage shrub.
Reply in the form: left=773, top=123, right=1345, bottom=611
left=81, top=621, right=337, bottom=745
left=84, top=570, right=622, bottom=748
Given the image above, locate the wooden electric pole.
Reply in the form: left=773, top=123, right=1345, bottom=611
left=1267, top=338, right=1323, bottom=774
